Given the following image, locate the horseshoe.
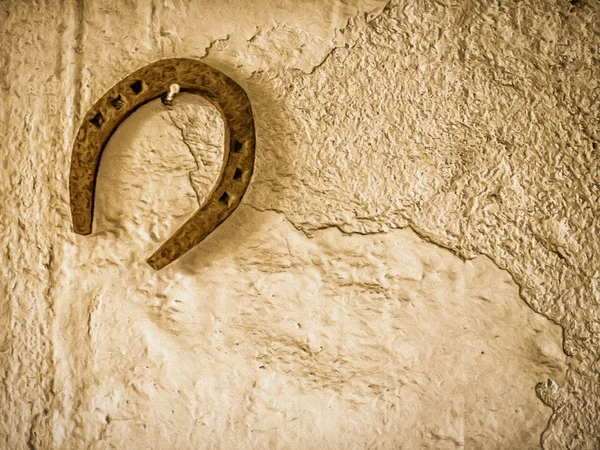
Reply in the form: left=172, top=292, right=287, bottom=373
left=69, top=58, right=255, bottom=270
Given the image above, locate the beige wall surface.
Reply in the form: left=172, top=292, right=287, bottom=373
left=0, top=0, right=598, bottom=449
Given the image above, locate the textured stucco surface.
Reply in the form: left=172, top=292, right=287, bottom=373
left=0, top=0, right=598, bottom=449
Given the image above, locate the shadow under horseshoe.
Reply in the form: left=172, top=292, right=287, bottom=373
left=69, top=58, right=256, bottom=270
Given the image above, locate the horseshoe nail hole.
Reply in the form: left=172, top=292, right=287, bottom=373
left=130, top=80, right=144, bottom=94
left=233, top=168, right=243, bottom=180
left=90, top=112, right=104, bottom=128
left=232, top=140, right=243, bottom=153
left=219, top=192, right=230, bottom=205
left=110, top=94, right=124, bottom=110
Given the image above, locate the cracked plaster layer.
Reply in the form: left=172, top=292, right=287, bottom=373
left=0, top=0, right=598, bottom=449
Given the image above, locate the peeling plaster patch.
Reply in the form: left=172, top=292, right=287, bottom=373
left=66, top=203, right=567, bottom=449
left=201, top=1, right=391, bottom=76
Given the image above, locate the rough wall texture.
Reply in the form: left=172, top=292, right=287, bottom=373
left=0, top=0, right=598, bottom=449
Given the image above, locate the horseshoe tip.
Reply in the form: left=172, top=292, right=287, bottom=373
left=72, top=221, right=92, bottom=236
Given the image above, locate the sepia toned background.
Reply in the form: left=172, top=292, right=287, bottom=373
left=0, top=0, right=598, bottom=448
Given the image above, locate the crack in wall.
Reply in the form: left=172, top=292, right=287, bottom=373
left=165, top=110, right=203, bottom=207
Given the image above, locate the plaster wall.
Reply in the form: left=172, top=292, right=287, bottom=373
left=0, top=0, right=598, bottom=448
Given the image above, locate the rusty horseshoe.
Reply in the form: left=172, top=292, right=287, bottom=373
left=69, top=58, right=255, bottom=270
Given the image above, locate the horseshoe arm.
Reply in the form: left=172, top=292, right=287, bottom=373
left=69, top=58, right=255, bottom=270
